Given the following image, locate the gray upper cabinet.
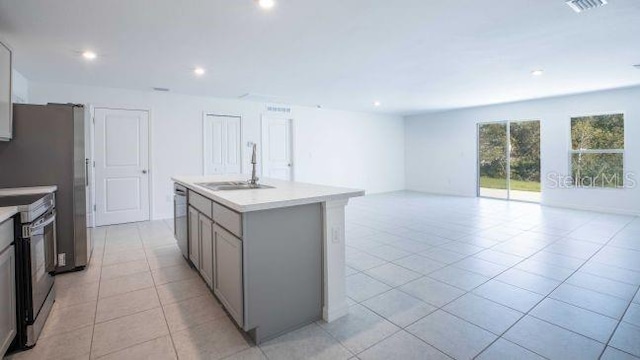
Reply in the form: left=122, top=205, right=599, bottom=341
left=199, top=214, right=214, bottom=288
left=0, top=41, right=12, bottom=141
left=213, top=224, right=244, bottom=327
left=188, top=206, right=200, bottom=269
left=0, top=218, right=16, bottom=355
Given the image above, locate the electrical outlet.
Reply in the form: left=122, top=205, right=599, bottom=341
left=58, top=253, right=66, bottom=267
left=332, top=228, right=340, bottom=244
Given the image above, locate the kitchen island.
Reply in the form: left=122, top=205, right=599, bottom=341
left=172, top=175, right=364, bottom=344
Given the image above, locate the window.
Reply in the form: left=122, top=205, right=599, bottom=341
left=570, top=113, right=624, bottom=188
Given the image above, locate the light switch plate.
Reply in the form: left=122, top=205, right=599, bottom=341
left=332, top=228, right=340, bottom=243
left=58, top=253, right=66, bottom=267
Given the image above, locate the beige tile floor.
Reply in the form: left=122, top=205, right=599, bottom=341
left=5, top=191, right=640, bottom=360
left=6, top=220, right=261, bottom=360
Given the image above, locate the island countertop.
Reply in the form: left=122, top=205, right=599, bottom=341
left=172, top=175, right=365, bottom=213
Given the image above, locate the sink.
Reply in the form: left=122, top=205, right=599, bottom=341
left=197, top=181, right=274, bottom=191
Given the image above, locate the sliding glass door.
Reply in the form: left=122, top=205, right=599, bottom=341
left=478, top=122, right=509, bottom=199
left=509, top=121, right=541, bottom=201
left=478, top=120, right=541, bottom=202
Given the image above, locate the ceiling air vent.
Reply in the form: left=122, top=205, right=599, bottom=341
left=634, top=64, right=640, bottom=70
left=266, top=105, right=292, bottom=114
left=153, top=87, right=170, bottom=92
left=566, top=0, right=608, bottom=13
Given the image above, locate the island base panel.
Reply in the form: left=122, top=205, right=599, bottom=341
left=243, top=203, right=323, bottom=344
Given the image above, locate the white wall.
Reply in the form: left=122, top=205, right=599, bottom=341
left=405, top=86, right=640, bottom=215
left=29, top=82, right=405, bottom=220
left=11, top=69, right=28, bottom=103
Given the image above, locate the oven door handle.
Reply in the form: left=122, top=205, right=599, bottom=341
left=30, top=210, right=57, bottom=233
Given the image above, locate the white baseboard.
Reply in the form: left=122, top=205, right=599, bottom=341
left=541, top=201, right=640, bottom=217
left=404, top=189, right=640, bottom=216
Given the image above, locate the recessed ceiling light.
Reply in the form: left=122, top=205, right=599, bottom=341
left=373, top=101, right=381, bottom=107
left=531, top=69, right=544, bottom=76
left=194, top=67, right=205, bottom=76
left=257, top=0, right=275, bottom=10
left=82, top=51, right=97, bottom=60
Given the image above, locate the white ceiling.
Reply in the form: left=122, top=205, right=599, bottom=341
left=1, top=0, right=639, bottom=115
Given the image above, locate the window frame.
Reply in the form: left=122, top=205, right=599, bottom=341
left=568, top=112, right=626, bottom=189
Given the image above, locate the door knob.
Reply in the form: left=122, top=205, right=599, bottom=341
left=142, top=170, right=148, bottom=174
left=287, top=163, right=292, bottom=167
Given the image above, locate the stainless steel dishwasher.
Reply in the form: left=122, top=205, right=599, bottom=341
left=174, top=184, right=188, bottom=259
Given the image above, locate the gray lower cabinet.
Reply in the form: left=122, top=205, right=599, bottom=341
left=199, top=214, right=214, bottom=288
left=0, top=218, right=16, bottom=356
left=213, top=224, right=243, bottom=326
left=188, top=206, right=200, bottom=269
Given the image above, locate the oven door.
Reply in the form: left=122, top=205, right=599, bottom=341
left=29, top=210, right=56, bottom=318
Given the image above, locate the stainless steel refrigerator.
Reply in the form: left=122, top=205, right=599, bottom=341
left=0, top=103, right=90, bottom=272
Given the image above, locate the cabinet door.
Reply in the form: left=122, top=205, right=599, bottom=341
left=214, top=225, right=243, bottom=326
left=199, top=214, right=214, bottom=289
left=0, top=245, right=16, bottom=355
left=188, top=206, right=200, bottom=269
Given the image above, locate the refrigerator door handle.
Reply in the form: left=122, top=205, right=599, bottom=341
left=85, top=158, right=89, bottom=186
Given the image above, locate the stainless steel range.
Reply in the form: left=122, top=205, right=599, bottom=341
left=0, top=192, right=56, bottom=350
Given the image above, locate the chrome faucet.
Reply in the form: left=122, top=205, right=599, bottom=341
left=249, top=143, right=259, bottom=186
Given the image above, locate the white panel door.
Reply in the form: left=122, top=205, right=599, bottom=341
left=262, top=117, right=293, bottom=180
left=204, top=115, right=241, bottom=175
left=94, top=108, right=150, bottom=226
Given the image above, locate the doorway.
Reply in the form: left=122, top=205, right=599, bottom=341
left=477, top=120, right=541, bottom=202
left=261, top=116, right=293, bottom=181
left=94, top=108, right=151, bottom=226
left=203, top=114, right=242, bottom=175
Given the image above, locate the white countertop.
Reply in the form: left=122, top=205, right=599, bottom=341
left=0, top=186, right=58, bottom=197
left=0, top=206, right=18, bottom=223
left=173, top=175, right=365, bottom=213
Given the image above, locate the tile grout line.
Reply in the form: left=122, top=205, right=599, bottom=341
left=472, top=218, right=635, bottom=360
left=349, top=233, right=551, bottom=359
left=92, top=225, right=139, bottom=359
left=47, top=200, right=638, bottom=360
left=317, top=317, right=402, bottom=359
left=348, top=212, right=578, bottom=359
left=598, top=285, right=640, bottom=359
left=90, top=224, right=173, bottom=359
left=138, top=224, right=181, bottom=360
left=88, top=226, right=106, bottom=359
left=357, top=217, right=640, bottom=315
left=353, top=212, right=622, bottom=359
left=400, top=237, right=559, bottom=359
